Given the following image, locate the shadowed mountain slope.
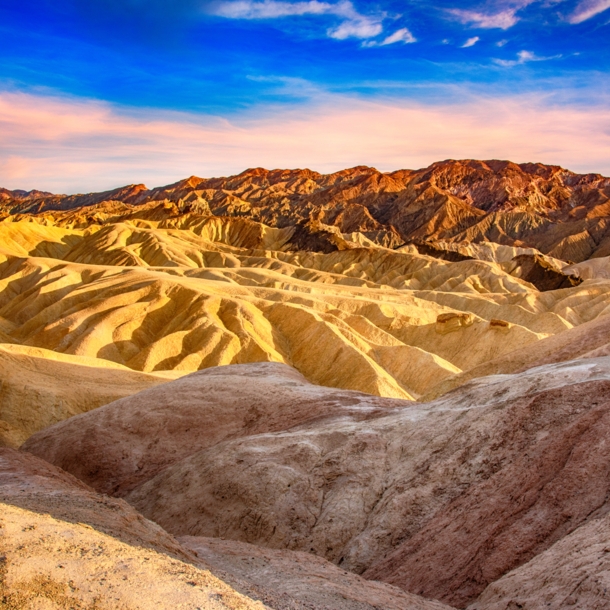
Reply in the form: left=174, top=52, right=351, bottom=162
left=469, top=510, right=610, bottom=610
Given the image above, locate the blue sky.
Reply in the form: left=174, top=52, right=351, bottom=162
left=1, top=0, right=609, bottom=191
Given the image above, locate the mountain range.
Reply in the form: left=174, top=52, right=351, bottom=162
left=3, top=159, right=610, bottom=262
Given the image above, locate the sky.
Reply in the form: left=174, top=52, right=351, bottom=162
left=0, top=0, right=609, bottom=192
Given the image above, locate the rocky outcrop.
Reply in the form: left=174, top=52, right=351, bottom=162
left=435, top=312, right=475, bottom=334
left=20, top=362, right=402, bottom=496
left=181, top=536, right=453, bottom=610
left=403, top=241, right=475, bottom=262
left=505, top=253, right=582, bottom=291
left=424, top=313, right=610, bottom=400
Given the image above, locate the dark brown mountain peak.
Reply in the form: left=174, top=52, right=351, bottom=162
left=109, top=183, right=149, bottom=203
left=516, top=161, right=567, bottom=179
left=0, top=187, right=55, bottom=200
left=265, top=168, right=322, bottom=183
left=238, top=167, right=268, bottom=177
left=319, top=165, right=378, bottom=186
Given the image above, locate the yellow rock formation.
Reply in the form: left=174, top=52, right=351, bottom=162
left=1, top=208, right=610, bottom=446
left=0, top=343, right=182, bottom=447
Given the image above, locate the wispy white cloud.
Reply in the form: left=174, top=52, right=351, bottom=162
left=446, top=0, right=548, bottom=30
left=380, top=28, right=417, bottom=45
left=448, top=0, right=609, bottom=29
left=2, top=90, right=610, bottom=193
left=329, top=17, right=382, bottom=40
left=362, top=27, right=416, bottom=47
left=212, top=0, right=331, bottom=18
left=210, top=0, right=384, bottom=40
left=245, top=75, right=326, bottom=97
left=447, top=7, right=521, bottom=29
left=494, top=49, right=561, bottom=66
left=461, top=36, right=480, bottom=47
left=567, top=0, right=610, bottom=23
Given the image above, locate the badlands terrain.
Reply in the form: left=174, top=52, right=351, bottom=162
left=2, top=159, right=610, bottom=609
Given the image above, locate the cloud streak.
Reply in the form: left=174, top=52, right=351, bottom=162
left=212, top=0, right=335, bottom=18
left=447, top=7, right=521, bottom=29
left=210, top=0, right=384, bottom=39
left=1, top=91, right=609, bottom=193
left=362, top=28, right=416, bottom=47
left=494, top=50, right=562, bottom=66
left=461, top=36, right=480, bottom=47
left=568, top=0, right=610, bottom=23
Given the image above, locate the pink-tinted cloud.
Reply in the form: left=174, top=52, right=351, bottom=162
left=210, top=0, right=384, bottom=40
left=568, top=0, right=610, bottom=23
left=0, top=90, right=609, bottom=193
left=447, top=7, right=521, bottom=29
left=461, top=36, right=480, bottom=47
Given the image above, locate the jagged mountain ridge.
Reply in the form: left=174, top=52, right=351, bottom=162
left=3, top=159, right=610, bottom=262
left=0, top=187, right=54, bottom=201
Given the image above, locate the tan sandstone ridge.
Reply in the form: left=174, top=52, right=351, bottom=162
left=0, top=343, right=181, bottom=447
left=0, top=223, right=583, bottom=425
left=1, top=195, right=608, bottom=429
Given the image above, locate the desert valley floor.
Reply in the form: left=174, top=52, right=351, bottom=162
left=2, top=159, right=610, bottom=609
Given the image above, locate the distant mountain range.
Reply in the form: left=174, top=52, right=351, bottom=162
left=2, top=159, right=610, bottom=263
